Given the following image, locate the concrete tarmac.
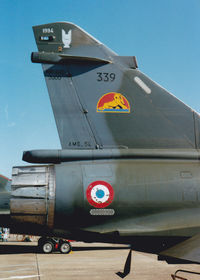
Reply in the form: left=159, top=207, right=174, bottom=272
left=0, top=242, right=199, bottom=280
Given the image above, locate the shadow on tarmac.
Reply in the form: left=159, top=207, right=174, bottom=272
left=0, top=244, right=129, bottom=254
left=0, top=244, right=38, bottom=254
left=72, top=246, right=129, bottom=252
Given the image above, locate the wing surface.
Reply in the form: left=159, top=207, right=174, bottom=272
left=160, top=234, right=200, bottom=264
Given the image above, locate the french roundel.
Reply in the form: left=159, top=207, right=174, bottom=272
left=86, top=181, right=114, bottom=208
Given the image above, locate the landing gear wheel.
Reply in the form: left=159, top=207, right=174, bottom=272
left=42, top=240, right=54, bottom=254
left=59, top=241, right=71, bottom=254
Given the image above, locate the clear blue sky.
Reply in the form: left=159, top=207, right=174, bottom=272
left=1, top=0, right=200, bottom=177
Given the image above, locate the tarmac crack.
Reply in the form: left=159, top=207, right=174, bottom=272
left=35, top=254, right=41, bottom=280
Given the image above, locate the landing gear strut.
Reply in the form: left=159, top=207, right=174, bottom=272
left=38, top=237, right=72, bottom=254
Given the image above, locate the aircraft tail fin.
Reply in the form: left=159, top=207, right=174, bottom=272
left=32, top=22, right=199, bottom=150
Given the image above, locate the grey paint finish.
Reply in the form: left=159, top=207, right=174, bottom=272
left=54, top=162, right=83, bottom=228
left=6, top=21, right=200, bottom=265
left=42, top=63, right=97, bottom=148
left=23, top=148, right=200, bottom=164
left=49, top=159, right=200, bottom=237
left=33, top=22, right=197, bottom=150
left=33, top=22, right=116, bottom=57
left=10, top=159, right=200, bottom=239
left=161, top=234, right=200, bottom=263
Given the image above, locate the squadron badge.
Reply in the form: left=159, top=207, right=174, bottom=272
left=86, top=181, right=114, bottom=208
left=97, top=92, right=130, bottom=113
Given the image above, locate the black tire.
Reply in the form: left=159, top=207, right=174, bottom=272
left=59, top=241, right=71, bottom=254
left=42, top=240, right=54, bottom=254
left=38, top=237, right=46, bottom=247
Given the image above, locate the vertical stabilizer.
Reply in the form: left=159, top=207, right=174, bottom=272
left=32, top=22, right=199, bottom=150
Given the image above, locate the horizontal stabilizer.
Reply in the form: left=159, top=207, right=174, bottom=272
left=160, top=234, right=200, bottom=264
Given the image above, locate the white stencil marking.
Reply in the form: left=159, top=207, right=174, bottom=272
left=62, top=29, right=72, bottom=48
